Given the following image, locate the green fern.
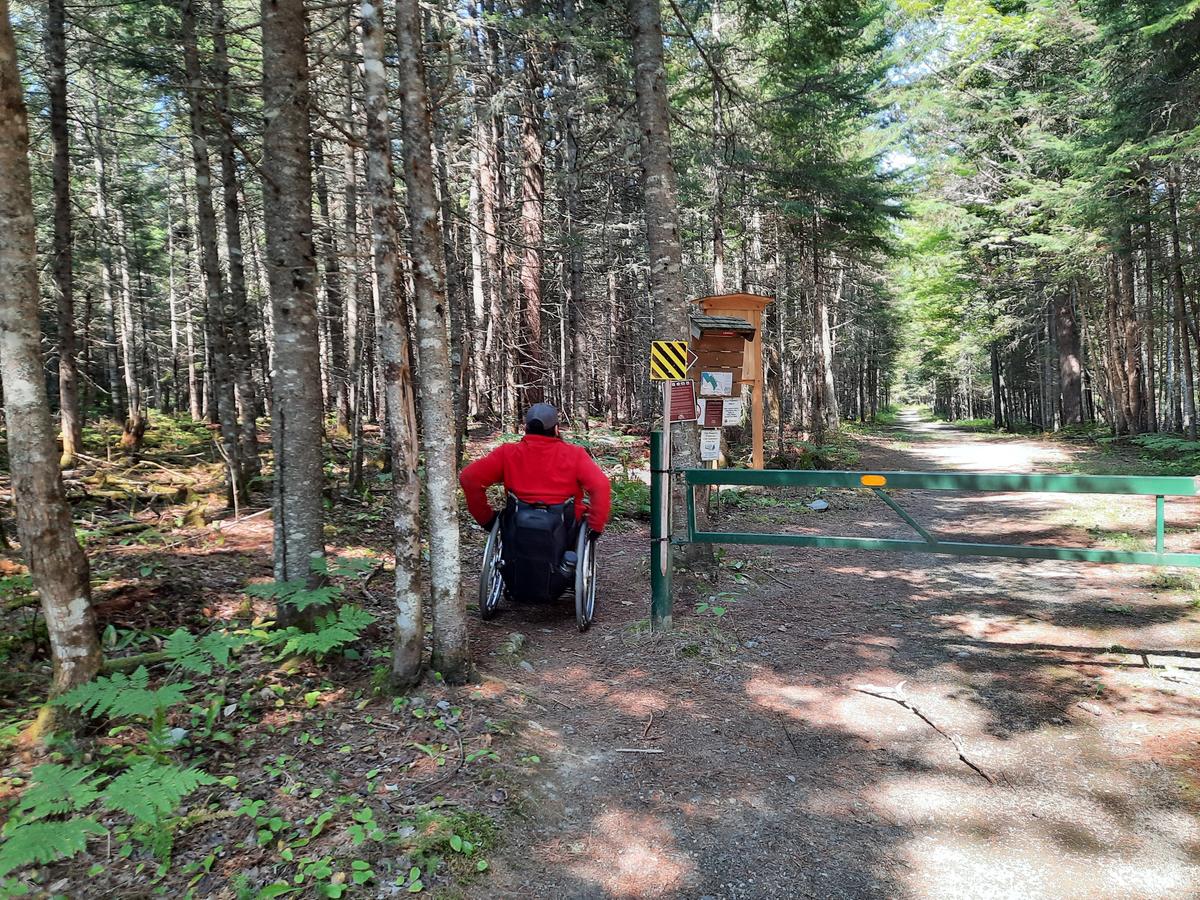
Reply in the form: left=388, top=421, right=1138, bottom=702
left=199, top=632, right=240, bottom=667
left=245, top=579, right=306, bottom=600
left=245, top=579, right=341, bottom=612
left=269, top=605, right=375, bottom=658
left=0, top=818, right=104, bottom=876
left=56, top=667, right=192, bottom=719
left=102, top=759, right=215, bottom=825
left=163, top=629, right=243, bottom=674
left=164, top=629, right=211, bottom=674
left=14, top=764, right=100, bottom=821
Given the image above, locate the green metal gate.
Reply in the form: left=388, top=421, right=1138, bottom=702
left=649, top=431, right=1200, bottom=629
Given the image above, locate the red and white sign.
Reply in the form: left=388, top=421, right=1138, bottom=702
left=668, top=380, right=698, bottom=422
left=699, top=399, right=723, bottom=427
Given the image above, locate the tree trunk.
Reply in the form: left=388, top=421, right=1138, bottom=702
left=817, top=256, right=840, bottom=434
left=113, top=203, right=146, bottom=449
left=312, top=132, right=351, bottom=438
left=0, top=2, right=102, bottom=732
left=180, top=0, right=246, bottom=501
left=710, top=2, right=725, bottom=296
left=1169, top=173, right=1197, bottom=440
left=395, top=0, right=468, bottom=682
left=88, top=86, right=124, bottom=423
left=1117, top=225, right=1145, bottom=433
left=990, top=340, right=1003, bottom=429
left=360, top=1, right=425, bottom=687
left=46, top=0, right=81, bottom=467
left=1106, top=260, right=1129, bottom=434
left=212, top=0, right=262, bottom=477
left=261, top=0, right=326, bottom=616
left=629, top=0, right=710, bottom=566
left=518, top=13, right=546, bottom=409
left=1055, top=289, right=1083, bottom=425
left=556, top=0, right=587, bottom=426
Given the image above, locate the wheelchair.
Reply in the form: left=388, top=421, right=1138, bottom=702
left=477, top=496, right=598, bottom=631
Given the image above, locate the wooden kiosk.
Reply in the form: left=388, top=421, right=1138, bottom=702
left=693, top=293, right=773, bottom=469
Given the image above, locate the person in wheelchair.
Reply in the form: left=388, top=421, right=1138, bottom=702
left=460, top=403, right=611, bottom=623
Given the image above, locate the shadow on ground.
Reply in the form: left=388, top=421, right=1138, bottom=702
left=462, top=416, right=1200, bottom=899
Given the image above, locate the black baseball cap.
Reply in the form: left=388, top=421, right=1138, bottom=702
left=525, top=403, right=560, bottom=432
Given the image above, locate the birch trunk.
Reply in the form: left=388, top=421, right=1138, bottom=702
left=360, top=0, right=425, bottom=686
left=262, top=0, right=327, bottom=616
left=395, top=0, right=469, bottom=681
left=0, top=1, right=102, bottom=731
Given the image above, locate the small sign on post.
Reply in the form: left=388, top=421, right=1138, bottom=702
left=699, top=400, right=723, bottom=427
left=699, top=429, right=722, bottom=461
left=668, top=380, right=698, bottom=422
left=722, top=397, right=744, bottom=426
left=649, top=340, right=693, bottom=381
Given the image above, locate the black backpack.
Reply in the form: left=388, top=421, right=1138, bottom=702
left=500, top=495, right=577, bottom=603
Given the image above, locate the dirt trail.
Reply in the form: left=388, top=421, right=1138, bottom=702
left=469, top=412, right=1200, bottom=899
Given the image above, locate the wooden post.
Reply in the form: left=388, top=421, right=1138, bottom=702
left=752, top=377, right=765, bottom=469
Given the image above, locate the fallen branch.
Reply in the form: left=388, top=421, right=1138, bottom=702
left=855, top=681, right=994, bottom=784
left=101, top=651, right=169, bottom=674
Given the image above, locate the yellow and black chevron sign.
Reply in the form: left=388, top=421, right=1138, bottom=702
left=649, top=340, right=690, bottom=381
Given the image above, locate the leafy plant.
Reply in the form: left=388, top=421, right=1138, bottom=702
left=0, top=818, right=105, bottom=877
left=247, top=557, right=377, bottom=660
left=57, top=666, right=192, bottom=721
left=609, top=475, right=651, bottom=520
left=265, top=605, right=375, bottom=660
left=0, top=628, right=242, bottom=879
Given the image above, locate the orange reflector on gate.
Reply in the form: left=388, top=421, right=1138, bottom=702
left=861, top=474, right=887, bottom=487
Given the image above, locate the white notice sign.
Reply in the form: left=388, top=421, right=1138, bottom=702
left=699, top=429, right=722, bottom=461
left=721, top=398, right=744, bottom=426
left=699, top=371, right=733, bottom=397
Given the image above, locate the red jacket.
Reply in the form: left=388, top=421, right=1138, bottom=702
left=459, top=434, right=612, bottom=534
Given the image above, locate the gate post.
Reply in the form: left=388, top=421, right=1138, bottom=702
left=650, top=430, right=673, bottom=631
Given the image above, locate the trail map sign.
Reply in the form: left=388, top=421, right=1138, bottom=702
left=699, top=371, right=733, bottom=397
left=649, top=340, right=692, bottom=381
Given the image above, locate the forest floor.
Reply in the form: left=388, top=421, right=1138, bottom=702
left=471, top=409, right=1200, bottom=900
left=1, top=411, right=1198, bottom=898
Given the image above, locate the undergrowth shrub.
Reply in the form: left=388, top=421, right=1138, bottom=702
left=0, top=629, right=241, bottom=886
left=244, top=556, right=377, bottom=661
left=1129, top=433, right=1200, bottom=474
left=0, top=557, right=378, bottom=889
left=610, top=475, right=651, bottom=520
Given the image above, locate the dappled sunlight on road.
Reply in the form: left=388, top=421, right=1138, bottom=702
left=564, top=809, right=697, bottom=898
left=471, top=416, right=1200, bottom=898
left=871, top=761, right=1200, bottom=899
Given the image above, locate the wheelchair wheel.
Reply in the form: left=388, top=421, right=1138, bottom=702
left=574, top=529, right=597, bottom=632
left=479, top=519, right=504, bottom=620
